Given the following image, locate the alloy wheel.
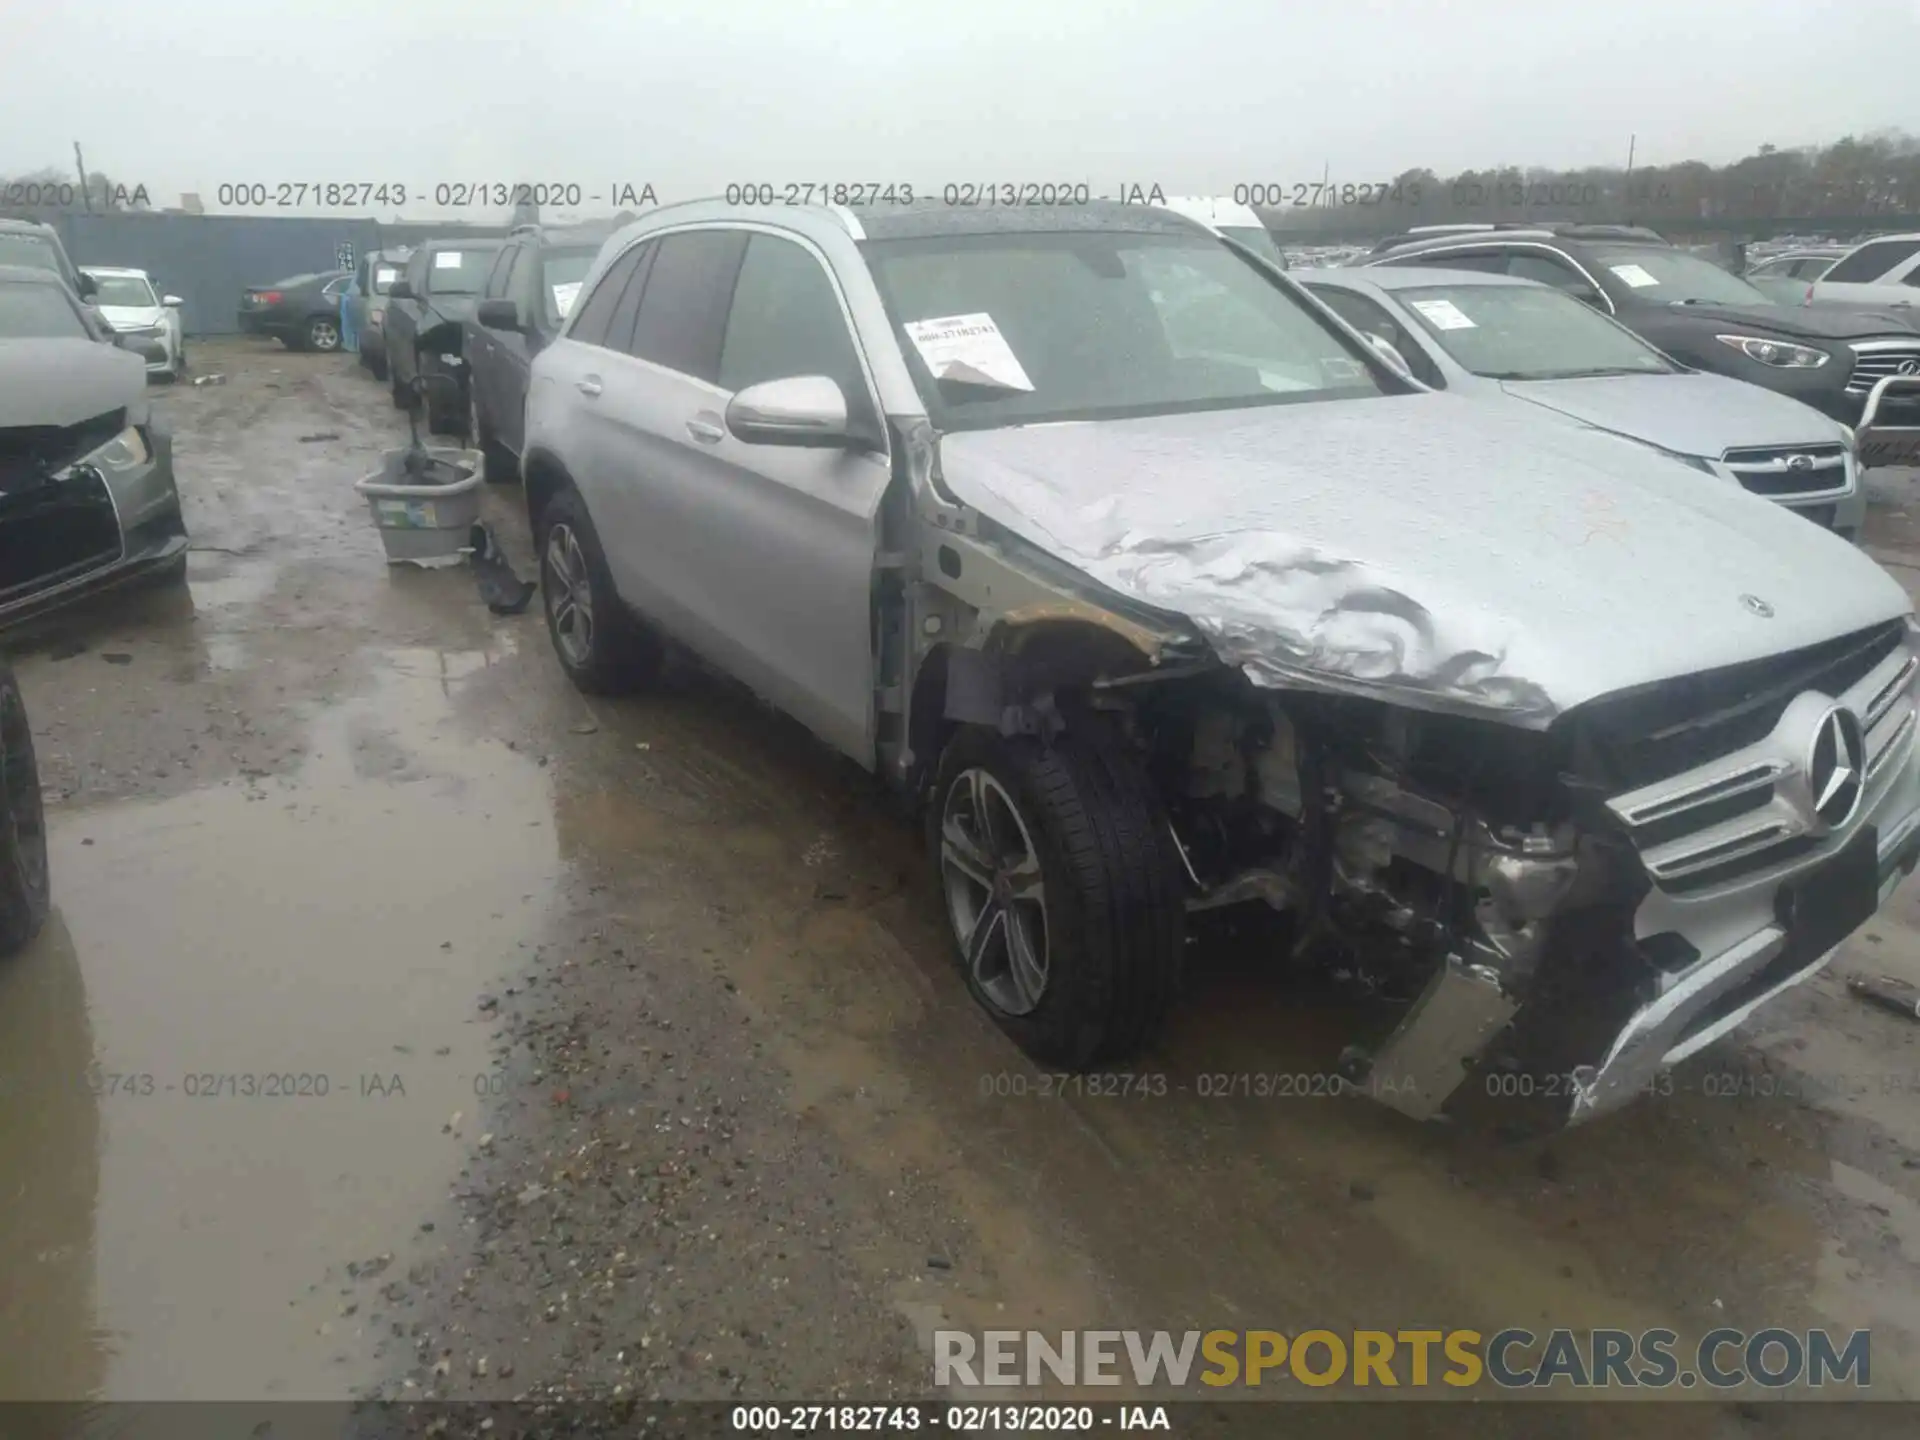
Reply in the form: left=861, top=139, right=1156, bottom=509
left=543, top=523, right=595, bottom=668
left=310, top=320, right=340, bottom=351
left=940, top=766, right=1050, bottom=1016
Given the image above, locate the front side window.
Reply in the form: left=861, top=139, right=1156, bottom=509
left=1306, top=286, right=1440, bottom=385
left=1393, top=282, right=1673, bottom=380
left=864, top=230, right=1385, bottom=430
left=1587, top=246, right=1772, bottom=307
left=717, top=235, right=868, bottom=413
left=0, top=280, right=88, bottom=339
left=88, top=274, right=158, bottom=307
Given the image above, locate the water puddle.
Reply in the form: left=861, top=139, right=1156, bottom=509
left=0, top=651, right=562, bottom=1400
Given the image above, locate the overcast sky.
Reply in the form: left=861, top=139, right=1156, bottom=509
left=5, top=0, right=1917, bottom=218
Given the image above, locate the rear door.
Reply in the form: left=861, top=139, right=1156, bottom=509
left=586, top=228, right=890, bottom=759
left=470, top=244, right=520, bottom=430
left=575, top=229, right=748, bottom=660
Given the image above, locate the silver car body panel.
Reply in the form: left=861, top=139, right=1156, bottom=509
left=933, top=396, right=1907, bottom=728
left=524, top=200, right=1920, bottom=1127
left=530, top=206, right=903, bottom=763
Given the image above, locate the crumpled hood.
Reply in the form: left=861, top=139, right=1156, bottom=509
left=0, top=338, right=146, bottom=427
left=95, top=303, right=166, bottom=330
left=1498, top=371, right=1845, bottom=458
left=937, top=393, right=1911, bottom=728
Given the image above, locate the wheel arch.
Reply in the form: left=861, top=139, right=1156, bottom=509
left=906, top=617, right=1159, bottom=798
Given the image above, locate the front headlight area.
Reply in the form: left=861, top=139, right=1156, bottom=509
left=78, top=424, right=151, bottom=473
left=1715, top=334, right=1830, bottom=369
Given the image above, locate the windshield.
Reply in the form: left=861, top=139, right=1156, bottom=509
left=1219, top=226, right=1285, bottom=266
left=0, top=279, right=88, bottom=339
left=1394, top=283, right=1673, bottom=380
left=424, top=248, right=499, bottom=296
left=542, top=247, right=597, bottom=323
left=863, top=230, right=1384, bottom=429
left=88, top=274, right=158, bottom=307
left=0, top=233, right=62, bottom=275
left=1590, top=246, right=1773, bottom=307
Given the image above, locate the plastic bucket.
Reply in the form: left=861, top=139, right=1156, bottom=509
left=354, top=446, right=486, bottom=563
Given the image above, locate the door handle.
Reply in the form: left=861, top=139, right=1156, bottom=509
left=576, top=376, right=603, bottom=397
left=686, top=418, right=725, bottom=444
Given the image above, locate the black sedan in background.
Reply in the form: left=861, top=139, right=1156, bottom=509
left=237, top=270, right=351, bottom=351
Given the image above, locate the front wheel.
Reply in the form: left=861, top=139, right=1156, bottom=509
left=929, top=723, right=1185, bottom=1068
left=0, top=663, right=51, bottom=957
left=535, top=487, right=661, bottom=694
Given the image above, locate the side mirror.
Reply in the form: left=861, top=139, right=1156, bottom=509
left=76, top=273, right=98, bottom=298
left=477, top=298, right=522, bottom=332
left=725, top=376, right=851, bottom=448
left=1362, top=332, right=1414, bottom=380
left=162, top=294, right=183, bottom=307
left=387, top=279, right=415, bottom=301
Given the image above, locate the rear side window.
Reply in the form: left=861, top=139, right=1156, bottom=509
left=1825, top=239, right=1920, bottom=284
left=567, top=242, right=650, bottom=348
left=717, top=235, right=869, bottom=413
left=625, top=230, right=748, bottom=381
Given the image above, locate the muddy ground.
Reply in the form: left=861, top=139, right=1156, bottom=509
left=3, top=337, right=1920, bottom=1436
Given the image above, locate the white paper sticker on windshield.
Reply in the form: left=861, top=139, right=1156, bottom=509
left=1609, top=263, right=1659, bottom=288
left=902, top=313, right=1035, bottom=392
left=434, top=251, right=464, bottom=270
left=1409, top=298, right=1476, bottom=330
left=375, top=266, right=399, bottom=284
left=551, top=281, right=582, bottom=318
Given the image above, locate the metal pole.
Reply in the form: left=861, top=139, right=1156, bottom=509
left=73, top=142, right=93, bottom=212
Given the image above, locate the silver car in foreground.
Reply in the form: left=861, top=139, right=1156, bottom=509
left=521, top=199, right=1920, bottom=1129
left=1297, top=267, right=1868, bottom=541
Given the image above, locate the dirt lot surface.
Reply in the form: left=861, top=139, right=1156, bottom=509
left=3, top=337, right=1920, bottom=1436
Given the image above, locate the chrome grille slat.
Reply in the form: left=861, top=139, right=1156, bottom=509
left=1868, top=706, right=1916, bottom=784
left=1846, top=343, right=1920, bottom=398
left=1604, top=632, right=1919, bottom=895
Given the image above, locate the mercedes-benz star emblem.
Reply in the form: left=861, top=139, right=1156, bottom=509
left=1900, top=358, right=1920, bottom=377
left=1808, top=706, right=1866, bottom=830
left=1741, top=594, right=1775, bottom=618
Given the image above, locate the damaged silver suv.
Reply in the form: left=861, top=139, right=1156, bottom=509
left=522, top=200, right=1920, bottom=1127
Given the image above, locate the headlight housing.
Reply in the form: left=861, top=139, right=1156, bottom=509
left=82, top=424, right=151, bottom=472
left=1715, top=334, right=1829, bottom=369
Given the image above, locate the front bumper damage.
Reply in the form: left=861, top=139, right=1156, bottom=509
left=1351, top=627, right=1920, bottom=1127
left=0, top=423, right=189, bottom=628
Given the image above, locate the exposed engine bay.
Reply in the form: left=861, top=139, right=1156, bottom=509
left=1110, top=671, right=1640, bottom=1119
